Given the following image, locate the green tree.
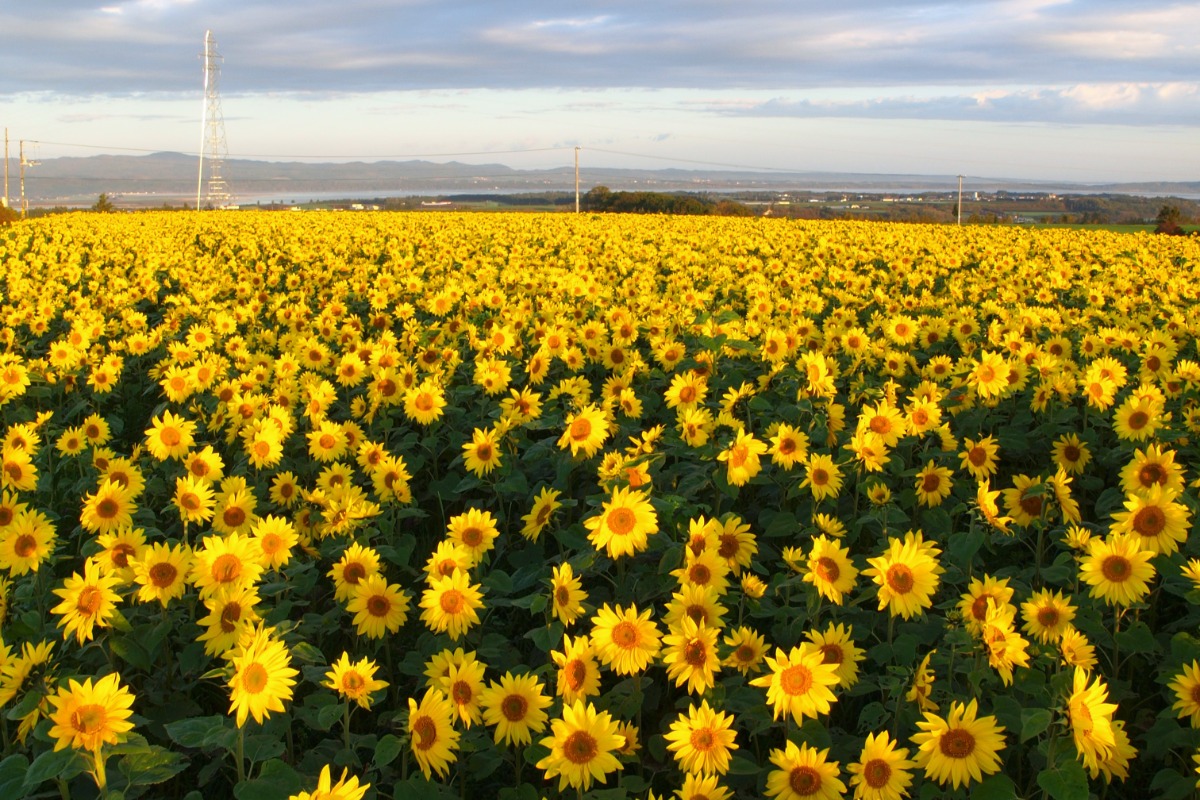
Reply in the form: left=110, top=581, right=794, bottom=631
left=91, top=193, right=115, bottom=213
left=1156, top=204, right=1184, bottom=235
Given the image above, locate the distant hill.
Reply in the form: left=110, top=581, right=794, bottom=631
left=4, top=152, right=1198, bottom=208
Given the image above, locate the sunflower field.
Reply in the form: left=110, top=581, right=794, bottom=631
left=1, top=210, right=1200, bottom=800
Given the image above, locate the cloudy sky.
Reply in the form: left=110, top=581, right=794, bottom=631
left=3, top=0, right=1198, bottom=182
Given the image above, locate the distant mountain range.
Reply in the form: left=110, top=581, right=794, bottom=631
left=4, top=151, right=1198, bottom=207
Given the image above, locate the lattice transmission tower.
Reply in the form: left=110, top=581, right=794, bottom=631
left=196, top=30, right=232, bottom=209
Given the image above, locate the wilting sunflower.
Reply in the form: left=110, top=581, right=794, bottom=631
left=1079, top=533, right=1156, bottom=607
left=583, top=486, right=659, bottom=559
left=346, top=574, right=411, bottom=639
left=420, top=568, right=484, bottom=641
left=663, top=699, right=738, bottom=776
left=227, top=624, right=298, bottom=728
left=590, top=603, right=662, bottom=676
left=750, top=644, right=840, bottom=724
left=847, top=730, right=915, bottom=800
left=51, top=557, right=122, bottom=645
left=407, top=688, right=460, bottom=779
left=479, top=671, right=553, bottom=746
left=536, top=700, right=625, bottom=791
left=765, top=741, right=845, bottom=800
left=864, top=531, right=944, bottom=620
left=906, top=650, right=938, bottom=712
left=911, top=699, right=1006, bottom=790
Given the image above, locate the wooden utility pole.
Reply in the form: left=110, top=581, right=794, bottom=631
left=574, top=146, right=581, bottom=213
left=957, top=175, right=964, bottom=225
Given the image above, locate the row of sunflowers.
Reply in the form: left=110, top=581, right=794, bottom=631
left=1, top=210, right=1199, bottom=799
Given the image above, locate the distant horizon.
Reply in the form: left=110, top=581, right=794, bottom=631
left=3, top=3, right=1197, bottom=186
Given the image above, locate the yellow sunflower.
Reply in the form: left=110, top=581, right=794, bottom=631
left=583, top=486, right=659, bottom=559
left=1067, top=667, right=1118, bottom=774
left=803, top=535, right=858, bottom=605
left=479, top=671, right=553, bottom=746
left=51, top=557, right=123, bottom=645
left=227, top=624, right=298, bottom=728
left=549, top=562, right=588, bottom=627
left=346, top=574, right=411, bottom=639
left=663, top=699, right=738, bottom=776
left=1079, top=533, right=1156, bottom=607
left=662, top=617, right=721, bottom=695
left=48, top=672, right=135, bottom=755
left=766, top=741, right=845, bottom=800
left=717, top=429, right=768, bottom=487
left=536, top=700, right=625, bottom=791
left=911, top=699, right=1006, bottom=790
left=750, top=644, right=840, bottom=724
left=520, top=486, right=562, bottom=541
left=800, top=452, right=844, bottom=502
left=407, top=688, right=460, bottom=779
left=558, top=404, right=610, bottom=458
left=461, top=426, right=503, bottom=477
left=324, top=652, right=388, bottom=710
left=1109, top=484, right=1191, bottom=556
left=1170, top=660, right=1200, bottom=728
left=551, top=633, right=602, bottom=703
left=590, top=603, right=662, bottom=676
left=864, top=531, right=943, bottom=620
left=79, top=479, right=135, bottom=535
left=419, top=568, right=484, bottom=640
left=847, top=730, right=915, bottom=800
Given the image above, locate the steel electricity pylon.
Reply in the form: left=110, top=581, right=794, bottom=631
left=196, top=30, right=231, bottom=210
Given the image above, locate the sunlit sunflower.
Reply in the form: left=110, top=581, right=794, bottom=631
left=583, top=486, right=659, bottom=559
left=800, top=453, right=843, bottom=502
left=79, top=479, right=135, bottom=535
left=1067, top=666, right=1118, bottom=774
left=324, top=651, right=388, bottom=710
left=913, top=461, right=954, bottom=507
left=0, top=446, right=37, bottom=492
left=1120, top=443, right=1184, bottom=497
left=722, top=626, right=767, bottom=675
left=1052, top=433, right=1092, bottom=476
left=520, top=486, right=562, bottom=541
left=803, top=535, right=858, bottom=606
left=549, top=562, right=588, bottom=627
left=192, top=533, right=265, bottom=599
left=404, top=380, right=447, bottom=425
left=144, top=410, right=195, bottom=461
left=1020, top=588, right=1076, bottom=644
left=662, top=616, right=721, bottom=695
left=288, top=765, right=369, bottom=800
left=347, top=574, right=411, bottom=639
left=420, top=568, right=484, bottom=640
left=94, top=527, right=147, bottom=582
left=717, top=429, right=768, bottom=487
left=959, top=435, right=1000, bottom=481
left=750, top=644, right=840, bottom=724
left=129, top=541, right=191, bottom=607
left=47, top=672, right=135, bottom=753
left=1058, top=626, right=1098, bottom=671
left=329, top=543, right=382, bottom=602
left=590, top=602, right=662, bottom=676
left=1079, top=533, right=1156, bottom=607
left=51, top=557, right=122, bottom=645
left=911, top=698, right=1006, bottom=790
left=551, top=634, right=602, bottom=703
left=446, top=507, right=500, bottom=563
left=1109, top=484, right=1191, bottom=556
left=173, top=474, right=216, bottom=526
left=769, top=423, right=810, bottom=470
left=1170, top=660, right=1200, bottom=728
left=804, top=623, right=865, bottom=690
left=251, top=515, right=297, bottom=570
left=906, top=650, right=938, bottom=712
left=969, top=351, right=1011, bottom=399
left=461, top=426, right=503, bottom=477
left=439, top=655, right=487, bottom=728
left=536, top=699, right=625, bottom=791
left=766, top=741, right=845, bottom=800
left=479, top=671, right=552, bottom=746
left=227, top=624, right=298, bottom=728
left=864, top=531, right=944, bottom=620
left=663, top=698, right=738, bottom=777
left=558, top=404, right=610, bottom=458
left=847, top=731, right=915, bottom=800
left=407, top=688, right=460, bottom=779
left=957, top=574, right=1014, bottom=636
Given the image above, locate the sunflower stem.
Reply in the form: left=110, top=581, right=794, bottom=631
left=344, top=701, right=352, bottom=753
left=93, top=746, right=108, bottom=792
left=236, top=725, right=246, bottom=785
